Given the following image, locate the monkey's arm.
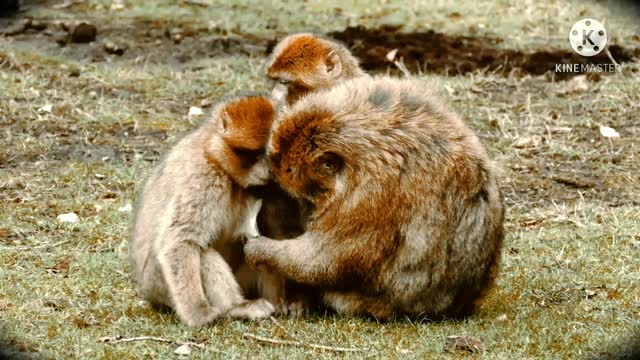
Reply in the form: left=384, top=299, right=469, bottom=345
left=244, top=233, right=343, bottom=287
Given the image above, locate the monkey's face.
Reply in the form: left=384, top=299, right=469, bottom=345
left=216, top=96, right=275, bottom=188
left=236, top=154, right=271, bottom=187
left=267, top=110, right=344, bottom=204
left=270, top=79, right=313, bottom=107
left=266, top=34, right=343, bottom=106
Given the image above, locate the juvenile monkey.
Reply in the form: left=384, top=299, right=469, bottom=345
left=244, top=77, right=504, bottom=320
left=265, top=33, right=366, bottom=106
left=254, top=33, right=368, bottom=314
left=130, top=95, right=279, bottom=327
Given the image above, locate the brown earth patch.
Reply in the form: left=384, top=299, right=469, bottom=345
left=3, top=17, right=639, bottom=78
left=328, top=26, right=640, bottom=79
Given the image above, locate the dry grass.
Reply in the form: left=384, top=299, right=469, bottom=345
left=1, top=0, right=639, bottom=358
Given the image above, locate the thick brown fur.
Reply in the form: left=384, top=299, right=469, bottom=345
left=129, top=95, right=281, bottom=327
left=244, top=77, right=505, bottom=320
left=265, top=33, right=366, bottom=105
left=255, top=33, right=368, bottom=315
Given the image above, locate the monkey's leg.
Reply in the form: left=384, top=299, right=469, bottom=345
left=158, top=240, right=221, bottom=327
left=139, top=253, right=172, bottom=309
left=244, top=234, right=343, bottom=287
left=258, top=271, right=285, bottom=306
left=323, top=291, right=394, bottom=321
left=225, top=298, right=275, bottom=320
left=201, top=249, right=275, bottom=320
left=200, top=249, right=245, bottom=311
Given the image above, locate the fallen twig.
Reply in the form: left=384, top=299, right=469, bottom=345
left=99, top=336, right=206, bottom=350
left=33, top=239, right=72, bottom=249
left=243, top=333, right=364, bottom=352
left=269, top=316, right=298, bottom=340
left=181, top=0, right=209, bottom=7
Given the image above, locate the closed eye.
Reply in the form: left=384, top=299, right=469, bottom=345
left=232, top=147, right=263, bottom=164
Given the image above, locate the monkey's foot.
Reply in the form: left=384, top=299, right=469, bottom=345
left=178, top=302, right=221, bottom=327
left=226, top=298, right=275, bottom=320
left=277, top=299, right=308, bottom=317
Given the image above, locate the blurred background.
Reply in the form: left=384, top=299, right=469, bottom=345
left=0, top=1, right=638, bottom=358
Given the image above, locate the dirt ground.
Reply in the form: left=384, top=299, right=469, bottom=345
left=1, top=1, right=639, bottom=359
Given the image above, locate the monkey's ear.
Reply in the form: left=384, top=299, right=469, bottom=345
left=325, top=51, right=342, bottom=78
left=218, top=111, right=230, bottom=134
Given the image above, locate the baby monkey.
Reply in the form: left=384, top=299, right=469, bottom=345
left=130, top=95, right=278, bottom=327
left=265, top=33, right=366, bottom=106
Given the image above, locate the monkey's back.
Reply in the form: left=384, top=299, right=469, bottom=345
left=292, top=76, right=504, bottom=318
left=128, top=123, right=242, bottom=304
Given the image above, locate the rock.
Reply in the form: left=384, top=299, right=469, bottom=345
left=69, top=22, right=96, bottom=43
left=57, top=212, right=79, bottom=223
left=104, top=40, right=127, bottom=55
left=188, top=106, right=204, bottom=117
left=599, top=125, right=620, bottom=138
left=513, top=135, right=541, bottom=149
left=117, top=203, right=133, bottom=213
left=54, top=31, right=69, bottom=46
left=174, top=344, right=191, bottom=355
left=444, top=335, right=485, bottom=354
left=558, top=75, right=589, bottom=95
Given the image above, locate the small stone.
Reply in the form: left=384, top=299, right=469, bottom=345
left=118, top=204, right=133, bottom=213
left=559, top=75, right=589, bottom=95
left=69, top=22, right=97, bottom=43
left=54, top=31, right=69, bottom=46
left=200, top=98, right=213, bottom=108
left=57, top=212, right=79, bottom=223
left=110, top=0, right=125, bottom=11
left=385, top=48, right=398, bottom=62
left=174, top=344, right=191, bottom=355
left=445, top=335, right=485, bottom=354
left=513, top=135, right=541, bottom=149
left=38, top=104, right=53, bottom=113
left=188, top=106, right=204, bottom=117
left=104, top=40, right=127, bottom=55
left=599, top=125, right=620, bottom=138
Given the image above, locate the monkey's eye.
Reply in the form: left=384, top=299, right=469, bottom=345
left=232, top=147, right=263, bottom=165
left=278, top=79, right=289, bottom=85
left=317, top=152, right=343, bottom=174
left=268, top=153, right=281, bottom=168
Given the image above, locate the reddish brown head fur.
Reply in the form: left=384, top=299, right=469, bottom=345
left=268, top=107, right=341, bottom=202
left=221, top=96, right=275, bottom=151
left=203, top=96, right=275, bottom=187
left=267, top=34, right=332, bottom=77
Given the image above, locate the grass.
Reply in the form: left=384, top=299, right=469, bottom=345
left=1, top=0, right=639, bottom=358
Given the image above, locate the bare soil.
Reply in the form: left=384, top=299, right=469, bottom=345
left=2, top=16, right=639, bottom=78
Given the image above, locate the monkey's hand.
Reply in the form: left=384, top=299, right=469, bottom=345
left=244, top=233, right=339, bottom=287
left=243, top=235, right=278, bottom=271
